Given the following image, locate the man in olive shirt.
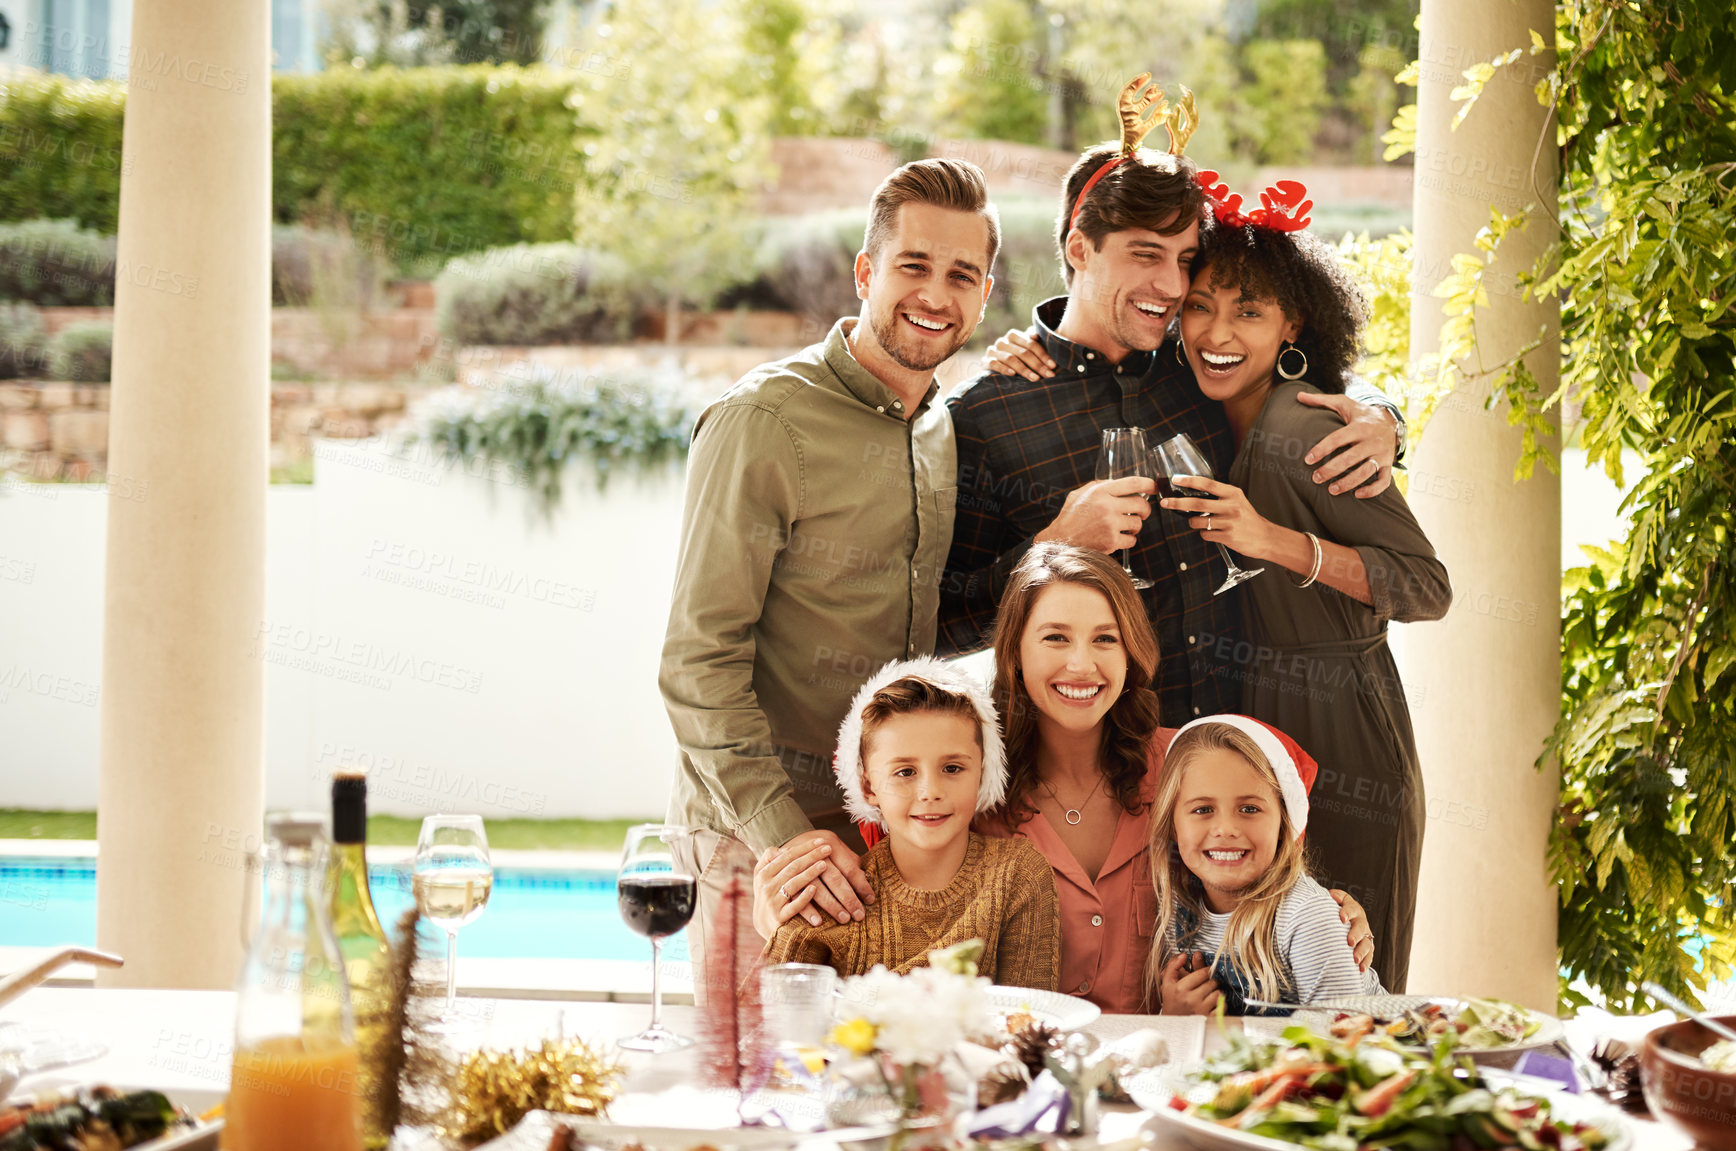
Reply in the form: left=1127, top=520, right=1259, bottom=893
left=660, top=158, right=999, bottom=987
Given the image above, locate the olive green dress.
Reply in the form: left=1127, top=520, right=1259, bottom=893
left=1225, top=381, right=1452, bottom=992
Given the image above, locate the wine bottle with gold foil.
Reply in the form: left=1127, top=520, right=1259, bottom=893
left=330, top=772, right=394, bottom=1150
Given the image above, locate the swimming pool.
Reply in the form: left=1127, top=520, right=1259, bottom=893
left=0, top=857, right=689, bottom=963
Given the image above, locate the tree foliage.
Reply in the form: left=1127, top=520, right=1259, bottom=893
left=319, top=0, right=548, bottom=68
left=568, top=0, right=773, bottom=316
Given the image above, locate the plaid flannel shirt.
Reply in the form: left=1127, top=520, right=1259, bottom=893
left=940, top=297, right=1243, bottom=727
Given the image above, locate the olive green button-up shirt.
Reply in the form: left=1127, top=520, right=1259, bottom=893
left=660, top=319, right=958, bottom=853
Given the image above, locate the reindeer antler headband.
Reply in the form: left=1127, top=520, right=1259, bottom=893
left=1195, top=170, right=1313, bottom=232
left=1067, top=73, right=1200, bottom=234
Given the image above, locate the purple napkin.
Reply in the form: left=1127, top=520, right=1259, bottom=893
left=1511, top=1049, right=1580, bottom=1093
left=966, top=1071, right=1071, bottom=1138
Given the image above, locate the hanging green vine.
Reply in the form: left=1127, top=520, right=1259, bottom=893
left=414, top=372, right=698, bottom=510
left=1397, top=2, right=1736, bottom=1011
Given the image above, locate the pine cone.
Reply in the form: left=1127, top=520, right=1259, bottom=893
left=1590, top=1039, right=1650, bottom=1114
left=1005, top=1021, right=1060, bottom=1077
left=979, top=1066, right=1029, bottom=1106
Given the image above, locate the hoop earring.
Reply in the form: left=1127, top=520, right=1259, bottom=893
left=1277, top=342, right=1308, bottom=381
left=1175, top=338, right=1187, bottom=365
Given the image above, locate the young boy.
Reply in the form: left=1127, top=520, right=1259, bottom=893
left=763, top=657, right=1059, bottom=989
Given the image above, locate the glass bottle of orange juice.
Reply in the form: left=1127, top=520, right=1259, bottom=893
left=223, top=814, right=364, bottom=1151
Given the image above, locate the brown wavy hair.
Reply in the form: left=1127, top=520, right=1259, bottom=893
left=990, top=542, right=1162, bottom=825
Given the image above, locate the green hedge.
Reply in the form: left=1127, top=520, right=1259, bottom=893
left=0, top=66, right=588, bottom=269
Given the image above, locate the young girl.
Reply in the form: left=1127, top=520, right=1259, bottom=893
left=1150, top=715, right=1382, bottom=1014
left=763, top=656, right=1060, bottom=989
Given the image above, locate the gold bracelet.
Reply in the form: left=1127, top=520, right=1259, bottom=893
left=1296, top=531, right=1323, bottom=588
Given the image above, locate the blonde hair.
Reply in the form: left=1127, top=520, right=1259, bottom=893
left=1145, top=722, right=1309, bottom=1007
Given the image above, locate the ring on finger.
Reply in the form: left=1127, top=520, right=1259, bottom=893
left=779, top=883, right=788, bottom=900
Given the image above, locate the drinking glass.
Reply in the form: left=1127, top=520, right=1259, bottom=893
left=617, top=824, right=697, bottom=1053
left=1153, top=432, right=1265, bottom=594
left=412, top=814, right=492, bottom=1031
left=762, top=963, right=837, bottom=1087
left=1095, top=427, right=1154, bottom=589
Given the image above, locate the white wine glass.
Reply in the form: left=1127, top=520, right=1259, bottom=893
left=1096, top=427, right=1155, bottom=589
left=413, top=814, right=492, bottom=1031
left=1153, top=432, right=1264, bottom=594
left=617, top=824, right=697, bottom=1053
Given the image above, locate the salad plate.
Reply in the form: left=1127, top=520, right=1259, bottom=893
left=1124, top=1024, right=1628, bottom=1151
left=1277, top=996, right=1564, bottom=1056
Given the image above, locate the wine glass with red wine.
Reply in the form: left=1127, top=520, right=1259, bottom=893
left=617, top=824, right=697, bottom=1052
left=1153, top=432, right=1264, bottom=594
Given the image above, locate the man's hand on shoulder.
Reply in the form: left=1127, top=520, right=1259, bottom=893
left=1296, top=391, right=1399, bottom=498
left=982, top=327, right=1055, bottom=381
left=772, top=829, right=874, bottom=926
left=1035, top=477, right=1155, bottom=553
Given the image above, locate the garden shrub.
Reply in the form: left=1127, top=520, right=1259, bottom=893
left=0, top=219, right=118, bottom=306
left=49, top=321, right=113, bottom=382
left=751, top=210, right=867, bottom=325
left=271, top=225, right=388, bottom=308
left=434, top=243, right=642, bottom=345
left=0, top=303, right=48, bottom=379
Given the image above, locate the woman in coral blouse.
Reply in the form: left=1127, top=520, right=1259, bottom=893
left=754, top=543, right=1373, bottom=1013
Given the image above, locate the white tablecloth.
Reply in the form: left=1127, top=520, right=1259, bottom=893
left=0, top=989, right=1691, bottom=1151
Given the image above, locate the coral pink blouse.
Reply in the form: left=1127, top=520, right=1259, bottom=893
left=976, top=729, right=1176, bottom=1015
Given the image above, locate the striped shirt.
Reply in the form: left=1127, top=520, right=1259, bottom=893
left=1180, top=874, right=1384, bottom=1007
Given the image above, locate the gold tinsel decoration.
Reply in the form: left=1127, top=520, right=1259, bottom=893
left=444, top=1036, right=624, bottom=1146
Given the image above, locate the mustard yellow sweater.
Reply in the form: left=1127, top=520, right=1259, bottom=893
left=763, top=833, right=1060, bottom=990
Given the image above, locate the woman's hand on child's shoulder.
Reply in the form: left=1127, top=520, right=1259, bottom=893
left=1158, top=951, right=1223, bottom=1016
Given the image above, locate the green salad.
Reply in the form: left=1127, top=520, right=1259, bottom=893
left=1163, top=1025, right=1612, bottom=1151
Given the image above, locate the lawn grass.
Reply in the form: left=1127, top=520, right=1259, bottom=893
left=0, top=809, right=640, bottom=853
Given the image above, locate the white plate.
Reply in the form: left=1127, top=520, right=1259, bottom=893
left=985, top=985, right=1101, bottom=1033
left=1281, top=995, right=1565, bottom=1056
left=1124, top=1064, right=1630, bottom=1151
left=836, top=981, right=1100, bottom=1033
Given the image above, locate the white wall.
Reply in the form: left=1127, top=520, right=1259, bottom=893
left=0, top=444, right=1636, bottom=821
left=0, top=437, right=683, bottom=819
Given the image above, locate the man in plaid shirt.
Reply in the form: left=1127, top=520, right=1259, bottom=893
left=939, top=145, right=1403, bottom=727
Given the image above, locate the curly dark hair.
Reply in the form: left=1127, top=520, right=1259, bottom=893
left=1191, top=220, right=1369, bottom=393
left=990, top=543, right=1161, bottom=826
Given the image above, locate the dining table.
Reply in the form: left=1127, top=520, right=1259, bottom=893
left=0, top=986, right=1696, bottom=1151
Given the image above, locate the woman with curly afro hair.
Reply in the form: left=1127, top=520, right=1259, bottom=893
left=1156, top=210, right=1454, bottom=993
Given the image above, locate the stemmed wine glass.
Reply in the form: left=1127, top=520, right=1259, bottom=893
left=1152, top=432, right=1265, bottom=594
left=412, top=814, right=492, bottom=1031
left=1096, top=427, right=1154, bottom=590
left=617, top=824, right=697, bottom=1053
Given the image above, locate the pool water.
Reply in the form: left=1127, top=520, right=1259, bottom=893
left=0, top=858, right=689, bottom=963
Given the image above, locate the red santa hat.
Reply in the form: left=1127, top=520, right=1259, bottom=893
left=834, top=656, right=1007, bottom=830
left=1171, top=714, right=1318, bottom=838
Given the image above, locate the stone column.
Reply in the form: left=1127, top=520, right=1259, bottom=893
left=95, top=0, right=269, bottom=989
left=1400, top=0, right=1561, bottom=1008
